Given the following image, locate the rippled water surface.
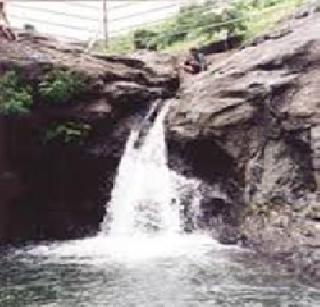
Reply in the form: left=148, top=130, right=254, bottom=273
left=1, top=234, right=319, bottom=306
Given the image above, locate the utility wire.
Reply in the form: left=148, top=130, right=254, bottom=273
left=10, top=14, right=98, bottom=33
left=12, top=4, right=100, bottom=22
left=109, top=0, right=292, bottom=33
left=109, top=2, right=180, bottom=23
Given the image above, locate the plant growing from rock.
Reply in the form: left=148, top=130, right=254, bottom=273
left=39, top=70, right=87, bottom=105
left=0, top=71, right=33, bottom=115
left=43, top=121, right=92, bottom=145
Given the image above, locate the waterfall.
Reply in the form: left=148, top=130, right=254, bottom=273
left=24, top=101, right=223, bottom=265
left=101, top=101, right=200, bottom=236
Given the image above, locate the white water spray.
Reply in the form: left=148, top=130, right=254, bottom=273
left=101, top=102, right=184, bottom=236
left=25, top=101, right=223, bottom=264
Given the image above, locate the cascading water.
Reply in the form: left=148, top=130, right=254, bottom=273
left=6, top=101, right=319, bottom=306
left=24, top=100, right=212, bottom=263
left=101, top=102, right=182, bottom=236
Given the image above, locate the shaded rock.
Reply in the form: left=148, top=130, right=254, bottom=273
left=0, top=34, right=179, bottom=243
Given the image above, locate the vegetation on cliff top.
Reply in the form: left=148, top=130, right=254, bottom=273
left=101, top=0, right=304, bottom=54
left=0, top=69, right=87, bottom=114
left=0, top=70, right=91, bottom=145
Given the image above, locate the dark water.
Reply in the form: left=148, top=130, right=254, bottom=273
left=0, top=234, right=319, bottom=306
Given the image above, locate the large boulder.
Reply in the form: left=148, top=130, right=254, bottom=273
left=167, top=8, right=320, bottom=284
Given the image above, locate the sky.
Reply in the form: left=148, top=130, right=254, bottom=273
left=7, top=1, right=187, bottom=41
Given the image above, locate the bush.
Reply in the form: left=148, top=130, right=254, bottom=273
left=134, top=29, right=158, bottom=50
left=43, top=121, right=91, bottom=145
left=39, top=70, right=87, bottom=105
left=101, top=0, right=302, bottom=54
left=134, top=1, right=248, bottom=50
left=0, top=71, right=33, bottom=115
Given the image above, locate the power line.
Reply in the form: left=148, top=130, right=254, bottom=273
left=10, top=14, right=97, bottom=33
left=8, top=0, right=303, bottom=43
left=108, top=1, right=293, bottom=36
left=109, top=0, right=293, bottom=34
left=60, top=2, right=102, bottom=11
left=109, top=2, right=179, bottom=23
left=107, top=1, right=233, bottom=34
left=105, top=2, right=294, bottom=49
left=108, top=1, right=147, bottom=11
left=12, top=4, right=100, bottom=22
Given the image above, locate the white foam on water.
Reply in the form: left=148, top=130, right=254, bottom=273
left=10, top=103, right=319, bottom=307
left=24, top=233, right=231, bottom=265
left=24, top=101, right=229, bottom=264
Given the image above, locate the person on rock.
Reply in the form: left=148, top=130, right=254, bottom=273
left=0, top=0, right=16, bottom=41
left=183, top=47, right=206, bottom=75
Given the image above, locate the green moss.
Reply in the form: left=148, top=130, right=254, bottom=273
left=43, top=121, right=92, bottom=145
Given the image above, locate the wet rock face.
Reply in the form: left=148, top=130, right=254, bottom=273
left=0, top=35, right=179, bottom=243
left=167, top=8, right=320, bottom=283
left=168, top=9, right=320, bottom=213
left=167, top=136, right=243, bottom=228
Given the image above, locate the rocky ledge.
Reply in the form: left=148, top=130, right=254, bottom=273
left=0, top=34, right=179, bottom=243
left=167, top=6, right=320, bottom=285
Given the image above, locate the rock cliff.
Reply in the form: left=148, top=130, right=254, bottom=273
left=0, top=34, right=178, bottom=243
left=167, top=6, right=320, bottom=284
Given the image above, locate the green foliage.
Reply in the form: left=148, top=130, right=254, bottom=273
left=0, top=71, right=33, bottom=115
left=43, top=121, right=91, bottom=145
left=242, top=0, right=304, bottom=40
left=39, top=70, right=87, bottom=105
left=134, top=1, right=248, bottom=50
left=102, top=0, right=304, bottom=54
left=134, top=29, right=158, bottom=50
left=102, top=0, right=248, bottom=53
